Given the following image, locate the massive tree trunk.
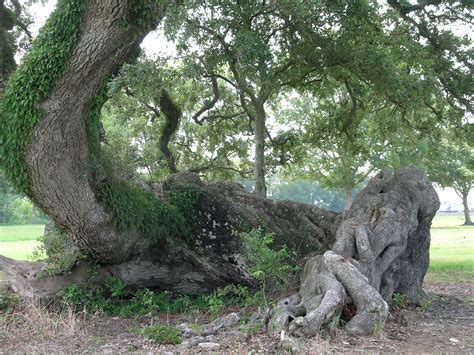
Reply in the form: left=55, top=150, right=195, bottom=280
left=268, top=167, right=440, bottom=337
left=0, top=0, right=16, bottom=94
left=460, top=190, right=473, bottom=226
left=23, top=0, right=161, bottom=264
left=1, top=171, right=340, bottom=299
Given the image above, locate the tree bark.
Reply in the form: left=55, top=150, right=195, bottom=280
left=461, top=190, right=473, bottom=226
left=158, top=89, right=180, bottom=174
left=0, top=0, right=16, bottom=94
left=268, top=167, right=440, bottom=337
left=1, top=171, right=340, bottom=300
left=343, top=186, right=352, bottom=211
left=254, top=103, right=267, bottom=198
left=25, top=0, right=160, bottom=264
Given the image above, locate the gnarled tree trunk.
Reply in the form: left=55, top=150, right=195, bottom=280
left=268, top=167, right=439, bottom=337
left=0, top=2, right=439, bottom=340
left=0, top=171, right=340, bottom=300
left=24, top=0, right=160, bottom=264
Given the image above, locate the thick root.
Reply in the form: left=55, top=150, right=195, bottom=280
left=267, top=167, right=439, bottom=337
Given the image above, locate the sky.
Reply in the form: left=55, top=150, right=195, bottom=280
left=22, top=0, right=474, bottom=210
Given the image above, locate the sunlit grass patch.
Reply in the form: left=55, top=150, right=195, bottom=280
left=0, top=224, right=45, bottom=242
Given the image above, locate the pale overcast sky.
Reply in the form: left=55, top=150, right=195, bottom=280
left=24, top=0, right=473, bottom=210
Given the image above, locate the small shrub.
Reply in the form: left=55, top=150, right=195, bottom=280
left=141, top=324, right=181, bottom=345
left=0, top=288, right=19, bottom=311
left=240, top=228, right=299, bottom=301
left=58, top=277, right=210, bottom=316
left=204, top=284, right=264, bottom=316
left=418, top=299, right=432, bottom=312
left=32, top=222, right=80, bottom=276
left=391, top=292, right=408, bottom=310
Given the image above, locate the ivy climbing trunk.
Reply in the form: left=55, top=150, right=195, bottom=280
left=21, top=0, right=161, bottom=263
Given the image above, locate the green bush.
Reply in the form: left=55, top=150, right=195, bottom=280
left=32, top=223, right=79, bottom=275
left=58, top=277, right=209, bottom=316
left=58, top=277, right=262, bottom=317
left=0, top=288, right=19, bottom=311
left=391, top=292, right=408, bottom=310
left=240, top=228, right=298, bottom=300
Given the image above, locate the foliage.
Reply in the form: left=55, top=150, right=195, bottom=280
left=0, top=171, right=47, bottom=225
left=32, top=223, right=79, bottom=275
left=0, top=0, right=86, bottom=194
left=268, top=178, right=345, bottom=212
left=141, top=324, right=181, bottom=345
left=0, top=288, right=19, bottom=311
left=424, top=135, right=474, bottom=198
left=94, top=179, right=196, bottom=243
left=57, top=277, right=259, bottom=317
left=103, top=57, right=252, bottom=181
left=391, top=293, right=408, bottom=310
left=205, top=284, right=264, bottom=315
left=240, top=228, right=298, bottom=299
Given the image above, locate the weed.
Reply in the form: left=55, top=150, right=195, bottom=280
left=0, top=288, right=19, bottom=311
left=391, top=292, right=408, bottom=310
left=372, top=318, right=384, bottom=335
left=238, top=318, right=262, bottom=336
left=141, top=324, right=181, bottom=345
left=418, top=299, right=432, bottom=312
left=240, top=228, right=299, bottom=304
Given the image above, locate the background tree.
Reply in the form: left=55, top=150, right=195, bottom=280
left=104, top=57, right=253, bottom=181
left=424, top=134, right=474, bottom=225
left=164, top=1, right=324, bottom=197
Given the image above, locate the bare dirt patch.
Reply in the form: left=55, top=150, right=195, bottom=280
left=1, top=279, right=472, bottom=353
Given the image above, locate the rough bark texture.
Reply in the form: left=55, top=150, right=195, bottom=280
left=268, top=167, right=440, bottom=338
left=0, top=171, right=340, bottom=300
left=343, top=186, right=353, bottom=211
left=25, top=0, right=158, bottom=264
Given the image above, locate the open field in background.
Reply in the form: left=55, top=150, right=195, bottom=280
left=0, top=224, right=44, bottom=242
left=0, top=213, right=472, bottom=281
left=0, top=224, right=44, bottom=260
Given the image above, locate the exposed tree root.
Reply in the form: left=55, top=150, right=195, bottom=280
left=268, top=167, right=440, bottom=337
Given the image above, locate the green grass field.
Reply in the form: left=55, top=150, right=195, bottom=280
left=0, top=213, right=473, bottom=282
left=0, top=224, right=44, bottom=260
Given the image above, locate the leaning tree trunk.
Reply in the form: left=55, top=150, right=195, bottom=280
left=268, top=167, right=440, bottom=337
left=0, top=171, right=340, bottom=299
left=0, top=3, right=440, bottom=339
left=22, top=0, right=162, bottom=264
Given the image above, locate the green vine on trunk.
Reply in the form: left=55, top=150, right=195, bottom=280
left=0, top=0, right=86, bottom=194
left=1, top=0, right=195, bottom=244
left=86, top=85, right=199, bottom=243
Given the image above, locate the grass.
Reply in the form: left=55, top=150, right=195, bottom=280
left=427, top=212, right=473, bottom=283
left=0, top=224, right=44, bottom=260
left=0, top=224, right=45, bottom=242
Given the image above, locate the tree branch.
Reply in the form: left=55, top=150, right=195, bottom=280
left=192, top=76, right=220, bottom=124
